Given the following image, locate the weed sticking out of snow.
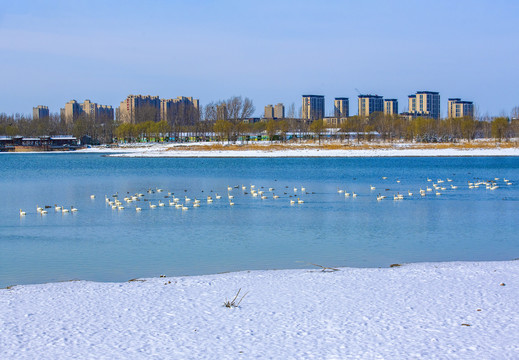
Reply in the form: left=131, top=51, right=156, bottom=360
left=223, top=288, right=248, bottom=308
left=310, top=263, right=340, bottom=272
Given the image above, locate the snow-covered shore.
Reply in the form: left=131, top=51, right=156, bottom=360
left=78, top=142, right=519, bottom=158
left=2, top=261, right=518, bottom=359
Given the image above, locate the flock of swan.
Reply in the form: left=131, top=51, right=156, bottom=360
left=100, top=184, right=307, bottom=213
left=19, top=204, right=78, bottom=216
left=19, top=177, right=512, bottom=217
left=350, top=176, right=512, bottom=202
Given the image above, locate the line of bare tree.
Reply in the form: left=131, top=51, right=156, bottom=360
left=0, top=112, right=116, bottom=143
left=2, top=103, right=519, bottom=144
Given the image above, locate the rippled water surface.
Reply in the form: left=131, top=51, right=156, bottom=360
left=1, top=153, right=518, bottom=287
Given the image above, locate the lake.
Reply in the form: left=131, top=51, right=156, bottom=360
left=1, top=153, right=518, bottom=287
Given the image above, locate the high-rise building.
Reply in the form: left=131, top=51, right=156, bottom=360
left=61, top=100, right=113, bottom=124
left=118, top=95, right=198, bottom=124
left=33, top=105, right=49, bottom=120
left=358, top=95, right=383, bottom=117
left=63, top=100, right=82, bottom=123
left=448, top=98, right=474, bottom=119
left=384, top=99, right=398, bottom=116
left=274, top=103, right=285, bottom=119
left=264, top=105, right=274, bottom=119
left=118, top=95, right=160, bottom=123
left=97, top=105, right=114, bottom=121
left=160, top=96, right=200, bottom=124
left=265, top=103, right=285, bottom=119
left=408, top=91, right=440, bottom=119
left=82, top=99, right=97, bottom=119
left=302, top=95, right=325, bottom=120
left=334, top=98, right=349, bottom=118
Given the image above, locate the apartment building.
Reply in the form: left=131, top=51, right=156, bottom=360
left=358, top=95, right=383, bottom=117
left=264, top=103, right=285, bottom=119
left=408, top=91, right=440, bottom=120
left=118, top=95, right=198, bottom=124
left=334, top=98, right=349, bottom=118
left=264, top=105, right=274, bottom=119
left=383, top=99, right=398, bottom=116
left=161, top=96, right=199, bottom=123
left=61, top=100, right=114, bottom=124
left=33, top=105, right=49, bottom=120
left=323, top=117, right=347, bottom=127
left=448, top=98, right=474, bottom=119
left=302, top=95, right=325, bottom=120
left=118, top=95, right=160, bottom=123
left=274, top=103, right=285, bottom=119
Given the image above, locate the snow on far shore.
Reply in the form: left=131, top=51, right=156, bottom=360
left=77, top=142, right=519, bottom=158
left=1, top=261, right=518, bottom=359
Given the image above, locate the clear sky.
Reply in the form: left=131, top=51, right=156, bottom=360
left=1, top=0, right=518, bottom=118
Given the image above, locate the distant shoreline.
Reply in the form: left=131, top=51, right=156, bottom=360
left=3, top=141, right=519, bottom=157
left=84, top=141, right=519, bottom=158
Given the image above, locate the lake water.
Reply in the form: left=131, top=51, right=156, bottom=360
left=0, top=153, right=518, bottom=287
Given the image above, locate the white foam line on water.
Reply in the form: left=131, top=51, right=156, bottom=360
left=1, top=260, right=518, bottom=359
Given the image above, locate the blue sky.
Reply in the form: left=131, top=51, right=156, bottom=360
left=1, top=0, right=518, bottom=117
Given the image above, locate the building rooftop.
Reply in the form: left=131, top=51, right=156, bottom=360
left=416, top=91, right=439, bottom=95
left=358, top=94, right=382, bottom=98
left=302, top=95, right=324, bottom=98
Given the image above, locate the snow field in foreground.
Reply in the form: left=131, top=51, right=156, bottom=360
left=1, top=261, right=518, bottom=359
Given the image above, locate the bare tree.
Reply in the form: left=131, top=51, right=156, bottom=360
left=222, top=96, right=255, bottom=142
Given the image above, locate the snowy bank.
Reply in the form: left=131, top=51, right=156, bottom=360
left=78, top=143, right=519, bottom=157
left=1, top=261, right=518, bottom=359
